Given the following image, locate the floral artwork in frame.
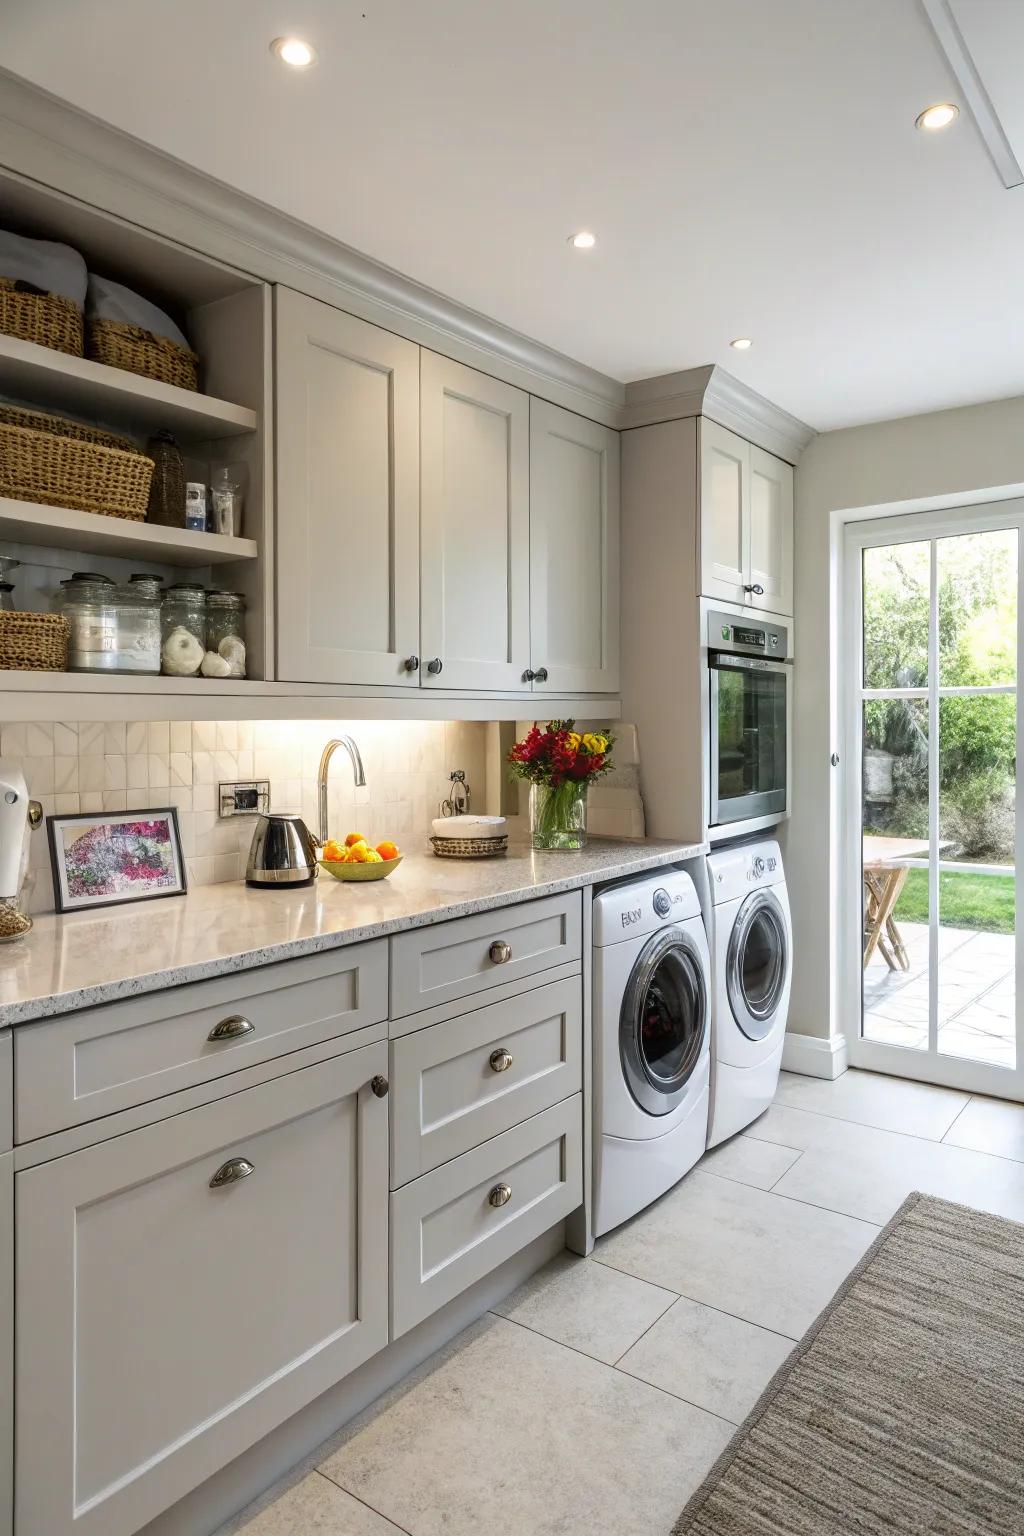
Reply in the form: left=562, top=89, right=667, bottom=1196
left=47, top=808, right=187, bottom=913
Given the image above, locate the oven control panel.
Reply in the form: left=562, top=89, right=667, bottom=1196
left=708, top=609, right=788, bottom=661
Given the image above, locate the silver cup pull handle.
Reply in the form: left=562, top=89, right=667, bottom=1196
left=208, top=1014, right=255, bottom=1042
left=209, top=1157, right=255, bottom=1188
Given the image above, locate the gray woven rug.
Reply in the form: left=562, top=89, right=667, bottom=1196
left=674, top=1191, right=1024, bottom=1535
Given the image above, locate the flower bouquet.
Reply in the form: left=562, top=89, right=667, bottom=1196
left=507, top=719, right=615, bottom=851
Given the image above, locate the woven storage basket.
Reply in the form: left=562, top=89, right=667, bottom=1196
left=0, top=403, right=153, bottom=521
left=0, top=611, right=69, bottom=671
left=87, top=317, right=199, bottom=392
left=430, top=835, right=509, bottom=859
left=0, top=276, right=83, bottom=356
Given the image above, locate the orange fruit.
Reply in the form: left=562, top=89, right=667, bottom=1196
left=376, top=840, right=400, bottom=862
left=322, top=839, right=344, bottom=862
left=345, top=831, right=368, bottom=848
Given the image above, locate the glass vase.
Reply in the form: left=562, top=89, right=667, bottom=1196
left=530, top=782, right=588, bottom=851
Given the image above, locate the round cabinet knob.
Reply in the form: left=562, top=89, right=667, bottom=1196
left=488, top=1183, right=513, bottom=1208
left=743, top=584, right=765, bottom=596
left=522, top=668, right=536, bottom=683
left=533, top=666, right=548, bottom=683
left=831, top=752, right=840, bottom=767
left=404, top=654, right=420, bottom=672
left=427, top=658, right=443, bottom=675
left=371, top=1074, right=389, bottom=1098
left=489, top=1047, right=514, bottom=1073
left=488, top=940, right=512, bottom=965
left=207, top=1014, right=255, bottom=1042
left=209, top=1157, right=255, bottom=1189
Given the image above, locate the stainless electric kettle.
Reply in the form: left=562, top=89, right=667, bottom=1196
left=245, top=812, right=319, bottom=888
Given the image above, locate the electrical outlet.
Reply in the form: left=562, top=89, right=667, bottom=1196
left=218, top=781, right=270, bottom=818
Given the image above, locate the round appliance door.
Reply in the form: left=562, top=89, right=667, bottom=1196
left=620, top=927, right=708, bottom=1116
left=726, top=889, right=789, bottom=1041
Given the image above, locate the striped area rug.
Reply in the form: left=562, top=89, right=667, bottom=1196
left=674, top=1191, right=1024, bottom=1535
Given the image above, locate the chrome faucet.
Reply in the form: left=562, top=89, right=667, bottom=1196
left=317, top=735, right=367, bottom=844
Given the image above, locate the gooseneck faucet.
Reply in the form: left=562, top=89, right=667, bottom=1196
left=317, top=735, right=367, bottom=844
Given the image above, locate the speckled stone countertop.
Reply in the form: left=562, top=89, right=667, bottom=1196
left=0, top=836, right=706, bottom=1026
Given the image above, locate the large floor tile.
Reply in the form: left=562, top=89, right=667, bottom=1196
left=773, top=1068, right=967, bottom=1139
left=320, top=1315, right=730, bottom=1536
left=760, top=1103, right=1024, bottom=1224
left=698, top=1132, right=801, bottom=1190
left=617, top=1294, right=794, bottom=1424
left=492, top=1251, right=675, bottom=1364
left=943, top=1095, right=1024, bottom=1163
left=594, top=1169, right=877, bottom=1339
left=218, top=1471, right=405, bottom=1535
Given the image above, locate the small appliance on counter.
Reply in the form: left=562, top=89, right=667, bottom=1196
left=245, top=812, right=319, bottom=888
left=0, top=759, right=43, bottom=941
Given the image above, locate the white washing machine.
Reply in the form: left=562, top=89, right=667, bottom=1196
left=593, top=868, right=711, bottom=1237
left=705, top=838, right=792, bottom=1148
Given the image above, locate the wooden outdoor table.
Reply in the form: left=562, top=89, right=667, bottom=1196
left=862, top=836, right=935, bottom=972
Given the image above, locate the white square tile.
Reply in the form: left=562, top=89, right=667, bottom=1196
left=53, top=722, right=78, bottom=756
left=104, top=755, right=127, bottom=791
left=493, top=1253, right=676, bottom=1365
left=80, top=791, right=104, bottom=812
left=213, top=853, right=240, bottom=883
left=169, top=720, right=191, bottom=753
left=102, top=791, right=127, bottom=811
left=216, top=721, right=238, bottom=751
left=192, top=751, right=215, bottom=784
left=148, top=753, right=170, bottom=788
left=216, top=1470, right=405, bottom=1535
left=148, top=721, right=170, bottom=755
left=25, top=722, right=53, bottom=756
left=192, top=721, right=217, bottom=752
left=53, top=793, right=79, bottom=814
left=169, top=752, right=193, bottom=787
left=0, top=723, right=27, bottom=756
left=103, top=722, right=126, bottom=755
left=52, top=756, right=78, bottom=793
left=23, top=756, right=54, bottom=795
left=773, top=1069, right=968, bottom=1140
left=126, top=721, right=148, bottom=755
left=192, top=783, right=216, bottom=812
left=127, top=754, right=148, bottom=790
left=79, top=756, right=104, bottom=793
left=79, top=722, right=104, bottom=756
left=944, top=1097, right=1024, bottom=1162
left=126, top=789, right=150, bottom=810
left=699, top=1135, right=802, bottom=1191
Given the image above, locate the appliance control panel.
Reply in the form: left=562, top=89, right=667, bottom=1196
left=707, top=840, right=784, bottom=904
left=707, top=609, right=788, bottom=660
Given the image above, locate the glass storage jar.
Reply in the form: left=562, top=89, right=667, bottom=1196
left=205, top=590, right=246, bottom=677
left=161, top=583, right=206, bottom=676
left=113, top=578, right=161, bottom=674
left=61, top=574, right=120, bottom=672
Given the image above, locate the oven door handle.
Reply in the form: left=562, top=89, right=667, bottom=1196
left=709, top=652, right=792, bottom=675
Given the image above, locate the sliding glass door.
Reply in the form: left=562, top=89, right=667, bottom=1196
left=843, top=505, right=1024, bottom=1098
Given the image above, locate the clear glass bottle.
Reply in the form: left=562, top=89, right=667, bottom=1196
left=61, top=574, right=119, bottom=672
left=160, top=583, right=206, bottom=676
left=113, top=577, right=161, bottom=674
left=205, top=590, right=246, bottom=677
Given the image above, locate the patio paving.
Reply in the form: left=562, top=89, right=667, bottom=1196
left=863, top=920, right=1016, bottom=1068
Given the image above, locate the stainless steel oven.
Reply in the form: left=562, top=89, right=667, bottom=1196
left=707, top=609, right=791, bottom=830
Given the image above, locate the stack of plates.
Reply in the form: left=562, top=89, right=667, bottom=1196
left=430, top=815, right=508, bottom=858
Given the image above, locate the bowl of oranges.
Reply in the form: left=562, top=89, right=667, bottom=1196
left=319, top=832, right=402, bottom=882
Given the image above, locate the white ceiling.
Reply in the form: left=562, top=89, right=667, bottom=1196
left=4, top=0, right=1024, bottom=431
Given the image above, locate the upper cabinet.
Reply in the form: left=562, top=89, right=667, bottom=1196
left=530, top=400, right=620, bottom=694
left=698, top=418, right=793, bottom=615
left=420, top=352, right=530, bottom=690
left=275, top=288, right=421, bottom=686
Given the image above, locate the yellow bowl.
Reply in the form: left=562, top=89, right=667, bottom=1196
left=318, top=854, right=403, bottom=882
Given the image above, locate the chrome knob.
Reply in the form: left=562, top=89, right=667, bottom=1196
left=533, top=666, right=548, bottom=683
left=209, top=1157, right=254, bottom=1188
left=488, top=940, right=512, bottom=965
left=488, top=1183, right=513, bottom=1208
left=427, top=657, right=443, bottom=675
left=207, top=1014, right=255, bottom=1042
left=371, top=1074, right=389, bottom=1098
left=743, top=583, right=765, bottom=596
left=489, top=1047, right=514, bottom=1073
left=522, top=668, right=536, bottom=682
left=404, top=654, right=420, bottom=672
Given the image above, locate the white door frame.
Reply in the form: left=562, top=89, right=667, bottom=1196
left=839, top=497, right=1024, bottom=1100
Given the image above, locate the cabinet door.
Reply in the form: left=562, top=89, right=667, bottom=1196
left=699, top=417, right=749, bottom=605
left=748, top=444, right=794, bottom=615
left=420, top=351, right=530, bottom=689
left=530, top=399, right=620, bottom=693
left=16, top=1045, right=389, bottom=1536
left=276, top=287, right=420, bottom=685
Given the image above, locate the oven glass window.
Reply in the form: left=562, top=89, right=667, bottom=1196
left=716, top=667, right=787, bottom=809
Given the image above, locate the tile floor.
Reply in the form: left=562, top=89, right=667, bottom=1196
left=863, top=919, right=1015, bottom=1066
left=219, top=1068, right=1024, bottom=1536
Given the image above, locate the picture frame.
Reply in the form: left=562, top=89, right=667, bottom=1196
left=47, top=807, right=188, bottom=914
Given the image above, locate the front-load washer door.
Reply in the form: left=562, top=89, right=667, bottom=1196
left=726, top=889, right=789, bottom=1041
left=620, top=927, right=708, bottom=1116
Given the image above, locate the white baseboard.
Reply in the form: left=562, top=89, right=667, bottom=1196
left=781, top=1030, right=848, bottom=1080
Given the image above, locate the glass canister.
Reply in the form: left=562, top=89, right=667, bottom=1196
left=161, top=583, right=206, bottom=676
left=113, top=577, right=161, bottom=673
left=145, top=431, right=186, bottom=527
left=205, top=590, right=247, bottom=677
left=61, top=574, right=119, bottom=672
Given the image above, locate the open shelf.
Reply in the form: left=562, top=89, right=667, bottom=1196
left=0, top=497, right=258, bottom=567
left=0, top=334, right=258, bottom=442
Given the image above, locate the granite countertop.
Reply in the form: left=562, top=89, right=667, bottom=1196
left=0, top=836, right=706, bottom=1026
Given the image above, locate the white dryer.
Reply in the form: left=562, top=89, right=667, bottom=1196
left=705, top=838, right=792, bottom=1148
left=593, top=868, right=711, bottom=1237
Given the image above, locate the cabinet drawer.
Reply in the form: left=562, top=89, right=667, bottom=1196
left=16, top=1044, right=389, bottom=1536
left=391, top=1095, right=582, bottom=1337
left=390, top=977, right=582, bottom=1186
left=14, top=940, right=388, bottom=1141
left=389, top=893, right=581, bottom=1019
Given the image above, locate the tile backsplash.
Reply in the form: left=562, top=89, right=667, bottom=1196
left=3, top=719, right=487, bottom=914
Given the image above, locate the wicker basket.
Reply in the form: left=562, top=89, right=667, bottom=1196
left=430, top=835, right=509, bottom=859
left=87, top=316, right=199, bottom=392
left=0, top=276, right=83, bottom=356
left=0, top=610, right=69, bottom=671
left=0, top=403, right=153, bottom=521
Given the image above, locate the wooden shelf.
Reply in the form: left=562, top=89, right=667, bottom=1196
left=0, top=498, right=258, bottom=567
left=0, top=334, right=258, bottom=441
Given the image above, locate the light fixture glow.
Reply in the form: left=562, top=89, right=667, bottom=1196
left=730, top=337, right=753, bottom=350
left=916, top=102, right=958, bottom=131
left=271, top=36, right=317, bottom=68
left=569, top=231, right=596, bottom=249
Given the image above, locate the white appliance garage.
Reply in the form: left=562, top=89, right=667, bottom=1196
left=592, top=869, right=710, bottom=1237
left=706, top=838, right=792, bottom=1147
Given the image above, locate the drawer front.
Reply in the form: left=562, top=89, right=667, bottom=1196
left=0, top=1032, right=10, bottom=1155
left=16, top=1044, right=389, bottom=1536
left=15, top=940, right=388, bottom=1141
left=390, top=977, right=582, bottom=1186
left=389, top=893, right=582, bottom=1019
left=391, top=1095, right=582, bottom=1337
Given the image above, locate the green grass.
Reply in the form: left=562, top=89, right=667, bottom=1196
left=893, top=869, right=1015, bottom=934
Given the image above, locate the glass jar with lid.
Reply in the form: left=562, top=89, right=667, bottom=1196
left=114, top=577, right=161, bottom=674
left=205, top=590, right=247, bottom=677
left=161, top=583, right=206, bottom=676
left=61, top=574, right=119, bottom=672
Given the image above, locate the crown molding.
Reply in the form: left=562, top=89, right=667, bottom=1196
left=621, top=364, right=815, bottom=463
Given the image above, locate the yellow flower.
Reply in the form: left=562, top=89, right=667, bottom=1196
left=566, top=732, right=582, bottom=749
left=582, top=733, right=608, bottom=754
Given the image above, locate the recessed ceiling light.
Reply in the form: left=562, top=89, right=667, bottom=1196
left=916, top=102, right=958, bottom=131
left=569, top=231, right=596, bottom=250
left=730, top=337, right=753, bottom=351
left=271, top=36, right=317, bottom=68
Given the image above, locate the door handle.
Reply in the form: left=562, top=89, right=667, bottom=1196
left=522, top=668, right=536, bottom=683
left=488, top=1183, right=513, bottom=1208
left=371, top=1074, right=389, bottom=1098
left=489, top=1047, right=514, bottom=1073
left=743, top=584, right=765, bottom=596
left=489, top=940, right=512, bottom=964
left=427, top=658, right=443, bottom=675
left=404, top=654, right=420, bottom=672
left=207, top=1014, right=255, bottom=1042
left=209, top=1157, right=255, bottom=1188
left=533, top=666, right=548, bottom=683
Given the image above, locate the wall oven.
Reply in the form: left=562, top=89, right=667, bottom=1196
left=707, top=609, right=791, bottom=832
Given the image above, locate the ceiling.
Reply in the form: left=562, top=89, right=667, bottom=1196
left=4, top=0, right=1024, bottom=432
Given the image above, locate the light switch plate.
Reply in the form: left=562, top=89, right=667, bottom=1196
left=219, top=780, right=270, bottom=818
